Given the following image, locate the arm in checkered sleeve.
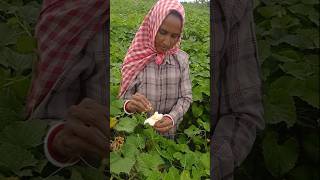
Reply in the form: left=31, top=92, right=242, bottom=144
left=168, top=57, right=192, bottom=126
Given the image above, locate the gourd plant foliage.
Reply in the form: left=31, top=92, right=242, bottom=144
left=235, top=0, right=319, bottom=180
left=0, top=0, right=318, bottom=179
left=110, top=0, right=210, bottom=179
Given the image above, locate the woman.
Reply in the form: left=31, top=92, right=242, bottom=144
left=27, top=0, right=109, bottom=167
left=119, top=0, right=192, bottom=138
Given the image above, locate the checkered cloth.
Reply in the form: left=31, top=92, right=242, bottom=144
left=119, top=0, right=185, bottom=98
left=26, top=0, right=108, bottom=116
left=210, top=0, right=265, bottom=179
left=123, top=50, right=192, bottom=136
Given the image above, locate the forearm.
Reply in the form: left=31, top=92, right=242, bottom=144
left=168, top=95, right=192, bottom=125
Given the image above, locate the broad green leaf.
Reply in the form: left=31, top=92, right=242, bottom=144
left=73, top=166, right=105, bottom=180
left=258, top=40, right=271, bottom=63
left=197, top=118, right=210, bottom=131
left=280, top=62, right=313, bottom=79
left=288, top=165, right=320, bottom=180
left=276, top=34, right=315, bottom=49
left=110, top=117, right=118, bottom=129
left=264, top=88, right=297, bottom=127
left=257, top=5, right=283, bottom=18
left=0, top=47, right=34, bottom=75
left=184, top=125, right=201, bottom=137
left=301, top=130, right=319, bottom=163
left=0, top=23, right=17, bottom=46
left=302, top=0, right=319, bottom=4
left=200, top=152, right=210, bottom=171
left=110, top=151, right=135, bottom=174
left=70, top=169, right=84, bottom=180
left=146, top=171, right=162, bottom=180
left=0, top=119, right=47, bottom=148
left=16, top=35, right=36, bottom=54
left=180, top=170, right=192, bottom=180
left=191, top=103, right=203, bottom=117
left=0, top=143, right=37, bottom=173
left=114, top=117, right=138, bottom=133
left=192, top=85, right=203, bottom=101
left=263, top=131, right=299, bottom=177
left=137, top=152, right=164, bottom=177
left=121, top=135, right=140, bottom=158
left=163, top=167, right=180, bottom=180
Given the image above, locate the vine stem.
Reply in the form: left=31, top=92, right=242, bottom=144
left=13, top=12, right=32, bottom=37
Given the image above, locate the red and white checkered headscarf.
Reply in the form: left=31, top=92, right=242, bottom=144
left=26, top=0, right=108, bottom=116
left=119, top=0, right=185, bottom=98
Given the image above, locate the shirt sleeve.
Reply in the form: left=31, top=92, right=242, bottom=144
left=121, top=72, right=142, bottom=114
left=211, top=0, right=265, bottom=179
left=168, top=56, right=192, bottom=126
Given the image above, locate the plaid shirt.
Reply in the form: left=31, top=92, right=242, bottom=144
left=122, top=50, right=192, bottom=136
left=210, top=0, right=264, bottom=179
left=26, top=0, right=108, bottom=116
left=29, top=28, right=107, bottom=121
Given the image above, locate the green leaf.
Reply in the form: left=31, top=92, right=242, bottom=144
left=276, top=34, right=315, bottom=49
left=114, top=117, right=138, bottom=133
left=163, top=167, right=180, bottom=180
left=0, top=23, right=18, bottom=46
left=191, top=103, right=203, bottom=118
left=288, top=165, right=320, bottom=180
left=180, top=170, right=192, bottom=180
left=120, top=135, right=141, bottom=158
left=302, top=0, right=319, bottom=4
left=263, top=131, right=299, bottom=177
left=264, top=88, right=297, bottom=127
left=197, top=118, right=209, bottom=131
left=280, top=62, right=313, bottom=79
left=200, top=152, right=210, bottom=171
left=110, top=151, right=135, bottom=174
left=0, top=119, right=48, bottom=148
left=184, top=125, right=201, bottom=137
left=0, top=143, right=38, bottom=173
left=70, top=168, right=84, bottom=180
left=16, top=35, right=36, bottom=54
left=137, top=151, right=164, bottom=177
left=72, top=166, right=105, bottom=180
left=192, top=85, right=203, bottom=101
left=258, top=40, right=271, bottom=63
left=301, top=130, right=319, bottom=163
left=257, top=5, right=283, bottom=18
left=271, top=75, right=319, bottom=108
left=0, top=47, right=34, bottom=75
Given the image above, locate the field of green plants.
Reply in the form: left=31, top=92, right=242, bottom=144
left=235, top=0, right=319, bottom=179
left=110, top=0, right=210, bottom=179
left=0, top=0, right=318, bottom=179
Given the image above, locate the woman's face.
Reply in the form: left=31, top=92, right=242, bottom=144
left=155, top=13, right=182, bottom=53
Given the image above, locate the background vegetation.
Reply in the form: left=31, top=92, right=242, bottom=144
left=0, top=0, right=318, bottom=179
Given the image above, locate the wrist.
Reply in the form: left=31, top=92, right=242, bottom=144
left=45, top=122, right=79, bottom=167
left=163, top=114, right=174, bottom=126
left=124, top=100, right=135, bottom=114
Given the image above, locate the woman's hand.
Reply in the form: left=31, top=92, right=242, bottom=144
left=52, top=98, right=108, bottom=161
left=126, top=93, right=153, bottom=113
left=153, top=116, right=174, bottom=133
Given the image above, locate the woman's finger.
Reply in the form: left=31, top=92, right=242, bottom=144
left=154, top=118, right=172, bottom=128
left=131, top=99, right=148, bottom=112
left=65, top=122, right=107, bottom=154
left=154, top=124, right=173, bottom=133
left=132, top=94, right=150, bottom=111
left=68, top=105, right=108, bottom=137
left=135, top=93, right=152, bottom=110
